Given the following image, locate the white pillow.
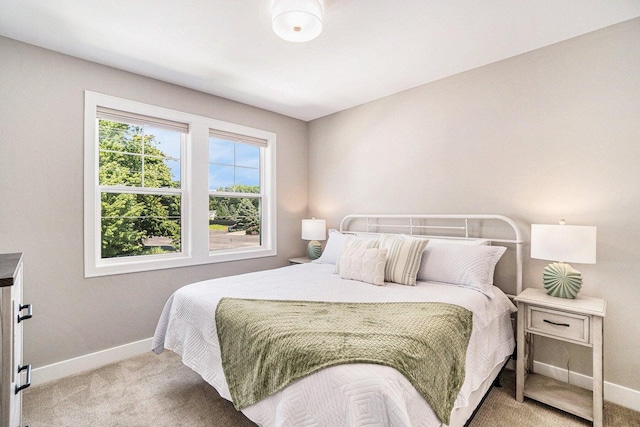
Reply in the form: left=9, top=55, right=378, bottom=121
left=379, top=235, right=429, bottom=286
left=417, top=244, right=507, bottom=297
left=334, top=236, right=380, bottom=273
left=339, top=247, right=387, bottom=286
left=426, top=238, right=490, bottom=246
left=314, top=229, right=349, bottom=265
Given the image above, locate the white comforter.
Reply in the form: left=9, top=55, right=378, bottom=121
left=152, top=263, right=516, bottom=427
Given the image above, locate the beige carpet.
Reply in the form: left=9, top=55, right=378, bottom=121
left=24, top=351, right=640, bottom=426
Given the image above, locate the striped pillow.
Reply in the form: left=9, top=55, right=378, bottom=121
left=379, top=235, right=429, bottom=286
left=334, top=237, right=379, bottom=273
left=416, top=244, right=507, bottom=298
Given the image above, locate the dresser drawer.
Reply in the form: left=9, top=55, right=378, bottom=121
left=526, top=306, right=590, bottom=344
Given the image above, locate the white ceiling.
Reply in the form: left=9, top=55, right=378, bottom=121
left=2, top=1, right=640, bottom=121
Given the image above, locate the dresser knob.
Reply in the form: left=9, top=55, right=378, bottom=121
left=15, top=364, right=31, bottom=394
left=17, top=303, right=32, bottom=323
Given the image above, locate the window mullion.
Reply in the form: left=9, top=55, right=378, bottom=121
left=99, top=185, right=183, bottom=196
left=141, top=126, right=146, bottom=187
left=209, top=191, right=262, bottom=198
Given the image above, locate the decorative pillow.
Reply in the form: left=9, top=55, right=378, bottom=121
left=378, top=235, right=429, bottom=286
left=416, top=244, right=507, bottom=298
left=339, top=247, right=387, bottom=286
left=334, top=237, right=380, bottom=273
left=314, top=229, right=349, bottom=265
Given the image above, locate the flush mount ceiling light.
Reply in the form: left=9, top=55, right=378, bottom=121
left=272, top=0, right=323, bottom=43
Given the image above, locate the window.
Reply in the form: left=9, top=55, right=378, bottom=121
left=84, top=92, right=276, bottom=277
left=208, top=132, right=265, bottom=252
left=97, top=108, right=186, bottom=259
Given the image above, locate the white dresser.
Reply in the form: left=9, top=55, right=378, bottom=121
left=0, top=253, right=32, bottom=427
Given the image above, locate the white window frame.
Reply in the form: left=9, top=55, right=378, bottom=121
left=84, top=91, right=277, bottom=277
left=208, top=130, right=267, bottom=256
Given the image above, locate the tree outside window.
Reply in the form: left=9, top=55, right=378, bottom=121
left=98, top=119, right=183, bottom=258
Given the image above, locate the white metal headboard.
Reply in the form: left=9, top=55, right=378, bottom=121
left=339, top=214, right=524, bottom=297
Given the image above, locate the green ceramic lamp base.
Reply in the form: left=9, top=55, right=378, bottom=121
left=307, top=240, right=322, bottom=260
left=542, top=262, right=582, bottom=299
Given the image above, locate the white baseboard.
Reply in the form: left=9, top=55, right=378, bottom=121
left=533, top=360, right=640, bottom=413
left=31, top=342, right=640, bottom=414
left=31, top=337, right=153, bottom=387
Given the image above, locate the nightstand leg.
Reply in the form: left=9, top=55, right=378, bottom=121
left=516, top=301, right=525, bottom=402
left=593, top=316, right=604, bottom=427
left=527, top=333, right=534, bottom=373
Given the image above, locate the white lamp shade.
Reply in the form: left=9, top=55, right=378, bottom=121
left=531, top=224, right=596, bottom=264
left=301, top=218, right=326, bottom=241
left=272, top=0, right=323, bottom=43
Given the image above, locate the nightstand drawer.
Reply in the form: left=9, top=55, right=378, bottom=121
left=527, top=306, right=590, bottom=344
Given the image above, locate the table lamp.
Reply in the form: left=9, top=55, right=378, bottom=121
left=301, top=218, right=326, bottom=260
left=530, top=221, right=596, bottom=299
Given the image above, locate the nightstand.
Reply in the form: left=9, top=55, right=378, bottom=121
left=515, top=288, right=607, bottom=427
left=288, top=257, right=311, bottom=264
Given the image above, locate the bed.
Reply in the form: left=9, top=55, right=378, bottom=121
left=152, top=214, right=524, bottom=426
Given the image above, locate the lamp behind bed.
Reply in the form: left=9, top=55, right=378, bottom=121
left=302, top=218, right=326, bottom=260
left=531, top=221, right=596, bottom=299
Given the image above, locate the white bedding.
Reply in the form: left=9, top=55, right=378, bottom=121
left=152, top=263, right=516, bottom=427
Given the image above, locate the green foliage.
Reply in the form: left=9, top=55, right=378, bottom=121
left=234, top=198, right=260, bottom=230
left=99, top=120, right=181, bottom=258
left=209, top=185, right=260, bottom=233
left=98, top=120, right=262, bottom=258
left=100, top=193, right=147, bottom=258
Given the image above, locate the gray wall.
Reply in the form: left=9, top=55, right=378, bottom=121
left=2, top=17, right=639, bottom=395
left=308, top=18, right=640, bottom=391
left=0, top=37, right=308, bottom=367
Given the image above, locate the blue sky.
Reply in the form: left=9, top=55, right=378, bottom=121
left=209, top=138, right=260, bottom=190
left=101, top=123, right=261, bottom=190
left=149, top=126, right=182, bottom=184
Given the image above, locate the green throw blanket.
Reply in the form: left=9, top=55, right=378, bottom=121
left=215, top=298, right=473, bottom=424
